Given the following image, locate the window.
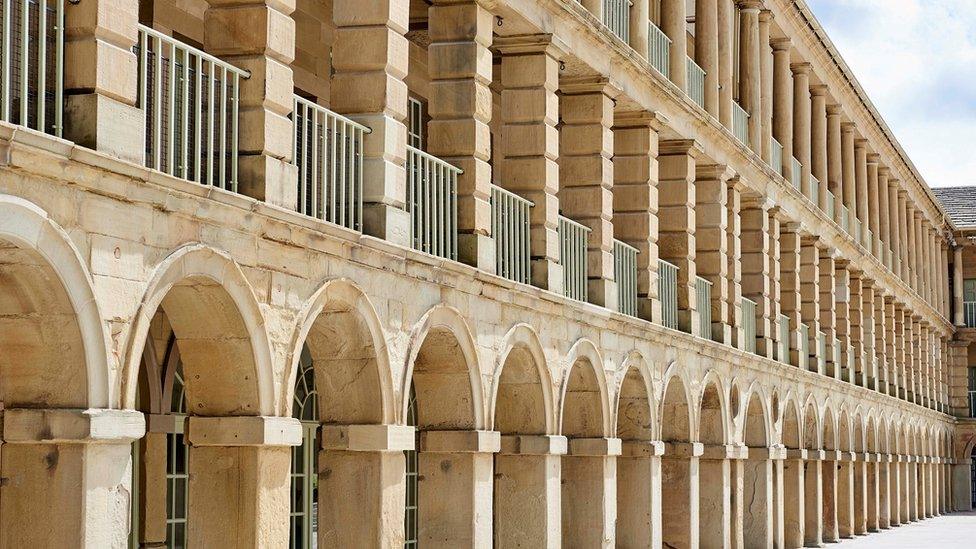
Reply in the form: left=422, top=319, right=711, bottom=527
left=969, top=367, right=976, bottom=418
left=165, top=356, right=188, bottom=549
left=408, top=97, right=425, bottom=150
left=290, top=347, right=319, bottom=548
left=404, top=387, right=418, bottom=548
left=964, top=279, right=976, bottom=327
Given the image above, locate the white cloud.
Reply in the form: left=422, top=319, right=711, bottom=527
left=808, top=0, right=976, bottom=187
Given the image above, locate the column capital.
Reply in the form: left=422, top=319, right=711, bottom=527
left=498, top=434, right=568, bottom=456
left=697, top=163, right=736, bottom=181
left=826, top=103, right=844, bottom=116
left=613, top=109, right=670, bottom=130
left=420, top=429, right=502, bottom=453
left=867, top=153, right=881, bottom=164
left=790, top=62, right=812, bottom=75
left=771, top=37, right=792, bottom=52
left=568, top=436, right=623, bottom=456
left=320, top=424, right=415, bottom=452
left=810, top=84, right=830, bottom=97
left=759, top=9, right=774, bottom=22
left=659, top=139, right=704, bottom=157
left=494, top=33, right=567, bottom=58
left=854, top=137, right=870, bottom=149
left=878, top=165, right=891, bottom=177
left=735, top=0, right=765, bottom=12
left=186, top=416, right=302, bottom=447
left=620, top=439, right=666, bottom=457
left=841, top=121, right=857, bottom=134
left=662, top=441, right=705, bottom=458
left=559, top=75, right=621, bottom=98
left=2, top=408, right=145, bottom=444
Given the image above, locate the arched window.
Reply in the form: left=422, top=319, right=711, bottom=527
left=165, top=356, right=188, bottom=548
left=290, top=347, right=319, bottom=548
left=404, top=386, right=418, bottom=548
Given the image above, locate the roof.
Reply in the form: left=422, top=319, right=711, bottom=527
left=931, top=186, right=976, bottom=228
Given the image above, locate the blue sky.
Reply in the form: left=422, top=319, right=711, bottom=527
left=807, top=0, right=976, bottom=187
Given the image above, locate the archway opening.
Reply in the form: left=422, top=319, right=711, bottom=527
left=660, top=375, right=693, bottom=548
left=802, top=400, right=821, bottom=546
left=615, top=365, right=656, bottom=547
left=742, top=392, right=771, bottom=548
left=698, top=379, right=729, bottom=549
left=782, top=399, right=805, bottom=548
left=822, top=408, right=839, bottom=541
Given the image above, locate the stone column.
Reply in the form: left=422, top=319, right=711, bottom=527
left=894, top=305, right=907, bottom=398
left=866, top=453, right=879, bottom=531
left=497, top=35, right=564, bottom=291
left=954, top=246, right=964, bottom=326
left=494, top=435, right=566, bottom=547
left=804, top=451, right=825, bottom=547
left=630, top=0, right=651, bottom=56
left=718, top=0, right=735, bottom=128
left=878, top=166, right=891, bottom=262
left=318, top=424, right=412, bottom=547
left=949, top=340, right=970, bottom=416
left=891, top=183, right=904, bottom=280
left=781, top=224, right=803, bottom=367
left=743, top=446, right=775, bottom=549
left=811, top=86, right=830, bottom=210
left=696, top=0, right=720, bottom=116
left=867, top=154, right=882, bottom=256
left=822, top=450, right=839, bottom=542
left=728, top=178, right=745, bottom=349
left=428, top=0, right=495, bottom=271
left=837, top=451, right=855, bottom=538
left=854, top=139, right=869, bottom=244
left=855, top=453, right=868, bottom=534
left=418, top=430, right=499, bottom=547
left=904, top=199, right=916, bottom=288
left=613, top=111, right=665, bottom=322
left=783, top=449, right=807, bottom=548
left=559, top=77, right=618, bottom=308
left=909, top=212, right=920, bottom=291
left=737, top=1, right=762, bottom=149
left=827, top=105, right=844, bottom=224
left=872, top=283, right=887, bottom=391
left=659, top=140, right=701, bottom=335
left=0, top=409, right=143, bottom=547
left=206, top=0, right=297, bottom=208
left=741, top=195, right=774, bottom=357
left=759, top=10, right=774, bottom=162
left=849, top=270, right=866, bottom=385
left=661, top=0, right=688, bottom=90
left=841, top=123, right=857, bottom=234
left=617, top=440, right=664, bottom=548
left=792, top=63, right=812, bottom=197
left=879, top=454, right=892, bottom=528
left=771, top=39, right=793, bottom=177
left=819, top=248, right=838, bottom=377
left=332, top=0, right=410, bottom=242
left=696, top=164, right=735, bottom=344
left=662, top=442, right=703, bottom=549
left=699, top=445, right=733, bottom=549
left=186, top=416, right=300, bottom=546
left=801, top=236, right=822, bottom=371
left=63, top=0, right=143, bottom=163
left=563, top=438, right=621, bottom=546
left=833, top=263, right=851, bottom=381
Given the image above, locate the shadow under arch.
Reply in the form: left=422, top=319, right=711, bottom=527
left=489, top=323, right=555, bottom=436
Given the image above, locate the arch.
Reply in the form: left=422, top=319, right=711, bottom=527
left=802, top=395, right=820, bottom=450
left=284, top=278, right=395, bottom=424
left=659, top=363, right=694, bottom=443
left=822, top=406, right=837, bottom=451
left=780, top=392, right=802, bottom=449
left=121, top=244, right=274, bottom=415
left=838, top=408, right=852, bottom=453
left=742, top=382, right=770, bottom=448
left=402, top=304, right=485, bottom=430
left=614, top=352, right=656, bottom=442
left=489, top=323, right=555, bottom=435
left=559, top=338, right=611, bottom=438
left=0, top=194, right=111, bottom=408
left=697, top=370, right=728, bottom=445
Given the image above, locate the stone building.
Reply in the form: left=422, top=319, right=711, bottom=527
left=0, top=0, right=964, bottom=547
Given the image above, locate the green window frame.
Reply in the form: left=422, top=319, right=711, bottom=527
left=165, top=363, right=188, bottom=549
left=404, top=387, right=418, bottom=548
left=290, top=348, right=319, bottom=548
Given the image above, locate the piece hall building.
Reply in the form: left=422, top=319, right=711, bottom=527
left=0, top=0, right=974, bottom=547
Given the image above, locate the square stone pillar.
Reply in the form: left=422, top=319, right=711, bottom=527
left=833, top=262, right=851, bottom=381
left=418, top=430, right=499, bottom=547
left=822, top=451, right=839, bottom=542
left=769, top=209, right=784, bottom=359
left=186, top=416, right=300, bottom=547
left=894, top=456, right=906, bottom=524
left=318, top=424, right=413, bottom=547
left=743, top=446, right=775, bottom=549
left=949, top=340, right=970, bottom=416
left=804, top=451, right=824, bottom=547
left=618, top=440, right=665, bottom=549
left=64, top=0, right=144, bottom=163
left=136, top=422, right=169, bottom=546
left=559, top=77, right=618, bottom=308
left=741, top=195, right=774, bottom=357
left=873, top=287, right=888, bottom=392
left=497, top=34, right=564, bottom=292
left=780, top=224, right=803, bottom=367
left=662, top=442, right=702, bottom=549
left=837, top=453, right=855, bottom=537
left=849, top=269, right=866, bottom=384
left=206, top=0, right=298, bottom=209
left=563, top=437, right=621, bottom=547
left=699, top=445, right=733, bottom=549
left=893, top=305, right=906, bottom=398
left=332, top=0, right=411, bottom=244
left=800, top=237, right=822, bottom=371
left=0, top=409, right=144, bottom=547
left=659, top=140, right=701, bottom=334
left=661, top=0, right=688, bottom=90
left=495, top=435, right=566, bottom=547
left=428, top=0, right=495, bottom=271
left=819, top=248, right=838, bottom=376
left=613, top=111, right=665, bottom=321
left=783, top=449, right=806, bottom=548
left=860, top=454, right=873, bottom=533
left=727, top=178, right=745, bottom=349
left=695, top=164, right=735, bottom=343
left=879, top=456, right=892, bottom=529
left=861, top=281, right=877, bottom=389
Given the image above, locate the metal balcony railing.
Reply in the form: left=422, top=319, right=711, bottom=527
left=799, top=323, right=810, bottom=370
left=406, top=145, right=459, bottom=260
left=292, top=96, right=368, bottom=231
left=884, top=247, right=893, bottom=270
left=817, top=331, right=827, bottom=373
left=686, top=56, right=706, bottom=108
left=964, top=301, right=976, bottom=328
left=558, top=215, right=590, bottom=302
left=742, top=298, right=757, bottom=354
left=864, top=228, right=873, bottom=251
left=491, top=185, right=533, bottom=285
left=969, top=390, right=976, bottom=417
left=778, top=313, right=790, bottom=364
left=809, top=175, right=820, bottom=205
left=137, top=25, right=248, bottom=191
left=1, top=0, right=63, bottom=135
left=601, top=0, right=631, bottom=43
left=732, top=102, right=749, bottom=147
left=695, top=276, right=712, bottom=339
left=826, top=190, right=836, bottom=220
left=839, top=204, right=849, bottom=232
left=647, top=22, right=671, bottom=78
left=771, top=138, right=783, bottom=176
left=851, top=217, right=862, bottom=243
left=658, top=258, right=679, bottom=329
left=614, top=239, right=639, bottom=317
left=790, top=157, right=802, bottom=191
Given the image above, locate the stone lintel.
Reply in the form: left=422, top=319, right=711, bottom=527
left=659, top=139, right=704, bottom=157
left=750, top=445, right=788, bottom=460
left=785, top=448, right=808, bottom=460
left=808, top=449, right=827, bottom=461
left=493, top=33, right=567, bottom=58
left=498, top=434, right=567, bottom=456
left=696, top=163, right=736, bottom=181
left=186, top=416, right=302, bottom=447
left=567, top=437, right=622, bottom=457
left=613, top=109, right=670, bottom=131
left=699, top=443, right=746, bottom=460
left=559, top=75, right=620, bottom=98
left=320, top=424, right=415, bottom=452
left=147, top=413, right=185, bottom=434
left=662, top=441, right=705, bottom=458
left=420, top=429, right=501, bottom=453
left=2, top=408, right=145, bottom=444
left=619, top=440, right=666, bottom=457
left=836, top=451, right=857, bottom=463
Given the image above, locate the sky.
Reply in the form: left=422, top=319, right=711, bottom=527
left=807, top=0, right=976, bottom=188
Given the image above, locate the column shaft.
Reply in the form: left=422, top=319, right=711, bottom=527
left=659, top=141, right=700, bottom=334
left=696, top=165, right=734, bottom=343
left=771, top=40, right=793, bottom=178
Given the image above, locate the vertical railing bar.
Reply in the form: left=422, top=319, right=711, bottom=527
left=206, top=59, right=214, bottom=187
left=311, top=107, right=320, bottom=219
left=167, top=41, right=176, bottom=175
left=181, top=48, right=190, bottom=179
left=2, top=0, right=11, bottom=122
left=19, top=0, right=28, bottom=126
left=37, top=0, right=47, bottom=130
left=219, top=66, right=227, bottom=189
left=231, top=71, right=239, bottom=192
left=194, top=55, right=202, bottom=183
left=153, top=36, right=163, bottom=172
left=54, top=0, right=63, bottom=134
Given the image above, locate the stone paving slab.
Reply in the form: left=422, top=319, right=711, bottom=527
left=835, top=512, right=976, bottom=548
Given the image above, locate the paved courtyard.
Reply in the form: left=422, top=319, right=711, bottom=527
left=835, top=512, right=976, bottom=548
